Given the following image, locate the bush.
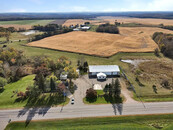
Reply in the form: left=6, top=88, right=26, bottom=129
left=152, top=85, right=158, bottom=94
left=0, top=77, right=7, bottom=88
left=86, top=88, right=97, bottom=102
left=161, top=79, right=170, bottom=89
left=154, top=48, right=160, bottom=57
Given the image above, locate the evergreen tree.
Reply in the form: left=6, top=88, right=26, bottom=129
left=108, top=83, right=113, bottom=97
left=114, top=79, right=121, bottom=98
left=103, top=84, right=109, bottom=94
left=50, top=77, right=56, bottom=91
left=37, top=73, right=45, bottom=92
left=83, top=61, right=88, bottom=68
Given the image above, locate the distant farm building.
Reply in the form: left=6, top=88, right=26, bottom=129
left=73, top=28, right=80, bottom=31
left=81, top=26, right=90, bottom=30
left=88, top=65, right=120, bottom=79
left=73, top=26, right=90, bottom=31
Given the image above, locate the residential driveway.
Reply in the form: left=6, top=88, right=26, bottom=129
left=68, top=75, right=92, bottom=106
left=70, top=75, right=138, bottom=106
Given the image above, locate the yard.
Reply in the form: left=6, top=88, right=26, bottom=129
left=83, top=90, right=124, bottom=104
left=5, top=114, right=173, bottom=130
left=0, top=75, right=69, bottom=109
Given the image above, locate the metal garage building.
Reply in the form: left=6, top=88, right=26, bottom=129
left=88, top=65, right=120, bottom=79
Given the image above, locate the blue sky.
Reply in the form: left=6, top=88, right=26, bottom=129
left=1, top=0, right=173, bottom=12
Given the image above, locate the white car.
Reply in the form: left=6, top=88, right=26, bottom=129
left=71, top=98, right=74, bottom=104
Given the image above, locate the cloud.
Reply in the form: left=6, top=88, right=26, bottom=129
left=7, top=9, right=27, bottom=12
left=147, top=0, right=173, bottom=11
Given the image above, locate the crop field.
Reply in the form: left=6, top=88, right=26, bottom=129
left=63, top=19, right=106, bottom=26
left=96, top=16, right=173, bottom=26
left=28, top=27, right=173, bottom=57
left=63, top=17, right=173, bottom=26
left=0, top=20, right=54, bottom=29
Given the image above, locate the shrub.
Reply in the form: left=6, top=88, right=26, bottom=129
left=86, top=88, right=97, bottom=102
left=0, top=77, right=7, bottom=88
left=152, top=85, right=158, bottom=94
left=161, top=79, right=170, bottom=89
left=154, top=48, right=160, bottom=57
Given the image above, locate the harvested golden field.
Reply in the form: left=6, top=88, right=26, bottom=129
left=63, top=17, right=173, bottom=26
left=28, top=27, right=173, bottom=57
left=0, top=24, right=32, bottom=30
left=63, top=19, right=105, bottom=26
left=97, top=16, right=173, bottom=26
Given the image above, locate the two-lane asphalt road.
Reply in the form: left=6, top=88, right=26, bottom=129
left=1, top=102, right=173, bottom=130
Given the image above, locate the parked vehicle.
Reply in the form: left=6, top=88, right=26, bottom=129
left=71, top=98, right=74, bottom=104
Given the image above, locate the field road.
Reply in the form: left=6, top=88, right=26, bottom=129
left=1, top=102, right=173, bottom=130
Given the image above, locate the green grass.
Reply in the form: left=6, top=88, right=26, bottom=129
left=134, top=94, right=173, bottom=102
left=0, top=75, right=35, bottom=109
left=0, top=75, right=69, bottom=109
left=83, top=90, right=124, bottom=104
left=0, top=20, right=54, bottom=25
left=5, top=114, right=173, bottom=130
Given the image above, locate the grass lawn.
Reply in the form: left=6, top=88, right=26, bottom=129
left=0, top=75, right=35, bottom=109
left=5, top=114, right=173, bottom=130
left=83, top=90, right=124, bottom=104
left=0, top=20, right=54, bottom=25
left=0, top=75, right=69, bottom=109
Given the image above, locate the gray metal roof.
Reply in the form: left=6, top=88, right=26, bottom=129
left=89, top=65, right=120, bottom=73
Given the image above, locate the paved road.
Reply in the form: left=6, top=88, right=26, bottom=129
left=1, top=102, right=173, bottom=129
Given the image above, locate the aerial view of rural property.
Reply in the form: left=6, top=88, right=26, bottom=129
left=0, top=0, right=173, bottom=129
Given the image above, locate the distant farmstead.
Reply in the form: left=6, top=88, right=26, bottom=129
left=89, top=65, right=120, bottom=79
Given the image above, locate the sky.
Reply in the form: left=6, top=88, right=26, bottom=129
left=1, top=0, right=173, bottom=13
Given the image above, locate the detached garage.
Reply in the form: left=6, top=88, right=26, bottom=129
left=89, top=65, right=120, bottom=79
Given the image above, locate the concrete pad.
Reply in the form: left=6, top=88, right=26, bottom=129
left=93, top=84, right=103, bottom=90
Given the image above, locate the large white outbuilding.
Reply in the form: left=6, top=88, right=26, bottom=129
left=88, top=65, right=120, bottom=79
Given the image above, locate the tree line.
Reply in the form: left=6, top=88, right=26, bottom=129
left=96, top=23, right=119, bottom=34
left=32, top=24, right=73, bottom=41
left=153, top=32, right=173, bottom=59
